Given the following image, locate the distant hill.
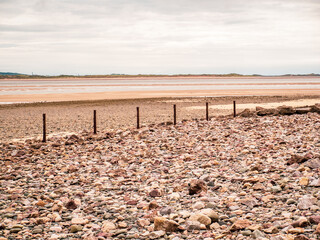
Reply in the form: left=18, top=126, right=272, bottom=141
left=0, top=72, right=24, bottom=76
left=281, top=73, right=320, bottom=77
left=0, top=72, right=319, bottom=79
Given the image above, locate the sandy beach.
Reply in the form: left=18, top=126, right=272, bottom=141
left=0, top=89, right=320, bottom=103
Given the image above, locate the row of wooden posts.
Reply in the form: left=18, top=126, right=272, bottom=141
left=41, top=101, right=237, bottom=143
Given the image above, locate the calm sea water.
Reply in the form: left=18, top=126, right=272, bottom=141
left=1, top=77, right=320, bottom=95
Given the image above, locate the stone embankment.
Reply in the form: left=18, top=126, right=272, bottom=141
left=239, top=104, right=320, bottom=117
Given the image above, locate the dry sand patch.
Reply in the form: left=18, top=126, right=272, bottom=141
left=186, top=98, right=320, bottom=111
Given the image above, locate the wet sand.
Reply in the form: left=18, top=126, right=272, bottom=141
left=1, top=89, right=320, bottom=103
left=1, top=75, right=320, bottom=103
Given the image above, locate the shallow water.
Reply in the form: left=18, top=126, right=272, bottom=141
left=1, top=77, right=320, bottom=95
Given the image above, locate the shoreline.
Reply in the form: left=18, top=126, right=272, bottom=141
left=2, top=75, right=320, bottom=81
left=1, top=88, right=320, bottom=105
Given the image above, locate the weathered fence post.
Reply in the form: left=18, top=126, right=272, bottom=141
left=173, top=104, right=177, bottom=125
left=206, top=102, right=209, bottom=121
left=42, top=113, right=46, bottom=142
left=233, top=101, right=236, bottom=117
left=136, top=107, right=140, bottom=129
left=93, top=110, right=97, bottom=134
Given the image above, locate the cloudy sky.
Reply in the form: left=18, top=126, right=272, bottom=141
left=0, top=0, right=319, bottom=75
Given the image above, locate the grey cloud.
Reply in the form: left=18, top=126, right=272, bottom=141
left=0, top=24, right=75, bottom=33
left=0, top=43, right=18, bottom=48
left=0, top=0, right=319, bottom=75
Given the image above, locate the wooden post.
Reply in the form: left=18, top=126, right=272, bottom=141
left=42, top=113, right=46, bottom=143
left=173, top=104, right=176, bottom=125
left=206, top=102, right=209, bottom=121
left=93, top=110, right=97, bottom=134
left=233, top=101, right=236, bottom=117
left=136, top=107, right=140, bottom=129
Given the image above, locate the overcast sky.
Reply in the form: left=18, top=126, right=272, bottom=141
left=0, top=0, right=319, bottom=75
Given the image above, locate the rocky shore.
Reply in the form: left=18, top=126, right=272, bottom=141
left=1, top=111, right=320, bottom=239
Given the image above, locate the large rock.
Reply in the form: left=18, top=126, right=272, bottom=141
left=185, top=221, right=202, bottom=231
left=70, top=225, right=83, bottom=233
left=311, top=104, right=320, bottom=113
left=199, top=209, right=219, bottom=222
left=252, top=229, right=266, bottom=239
left=160, top=206, right=173, bottom=216
left=288, top=228, right=304, bottom=234
left=154, top=217, right=179, bottom=232
left=102, top=221, right=116, bottom=233
left=287, top=154, right=311, bottom=165
left=297, top=195, right=316, bottom=210
left=149, top=189, right=162, bottom=197
left=315, top=223, right=320, bottom=234
left=65, top=199, right=77, bottom=210
left=148, top=201, right=159, bottom=210
left=305, top=158, right=320, bottom=169
left=189, top=213, right=211, bottom=226
left=149, top=230, right=166, bottom=239
left=188, top=179, right=207, bottom=195
left=295, top=107, right=312, bottom=114
left=239, top=109, right=255, bottom=117
left=51, top=212, right=62, bottom=222
left=277, top=105, right=295, bottom=115
left=239, top=198, right=259, bottom=208
left=309, top=215, right=320, bottom=224
left=230, top=219, right=252, bottom=231
left=137, top=219, right=150, bottom=227
left=192, top=201, right=205, bottom=210
left=256, top=107, right=278, bottom=116
left=299, top=177, right=309, bottom=186
left=294, top=235, right=311, bottom=240
left=292, top=217, right=310, bottom=228
left=309, top=178, right=320, bottom=187
left=71, top=218, right=88, bottom=225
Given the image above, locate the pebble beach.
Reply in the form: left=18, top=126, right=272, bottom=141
left=1, top=107, right=320, bottom=239
left=1, top=0, right=320, bottom=238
